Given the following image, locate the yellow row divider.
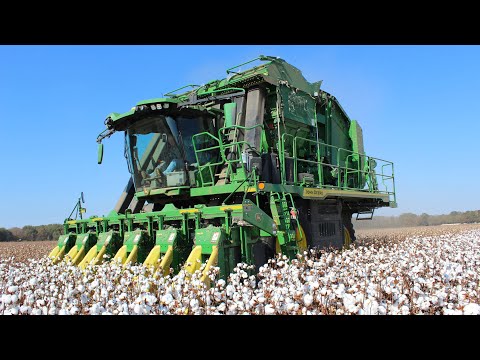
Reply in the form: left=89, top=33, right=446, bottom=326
left=71, top=245, right=86, bottom=265
left=48, top=246, right=60, bottom=259
left=200, top=246, right=218, bottom=286
left=64, top=246, right=79, bottom=263
left=143, top=245, right=161, bottom=271
left=113, top=245, right=128, bottom=264
left=184, top=245, right=202, bottom=274
left=123, top=245, right=138, bottom=267
left=92, top=245, right=107, bottom=266
left=158, top=246, right=174, bottom=276
left=50, top=246, right=66, bottom=264
left=78, top=246, right=98, bottom=269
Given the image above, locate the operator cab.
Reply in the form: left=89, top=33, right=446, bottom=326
left=125, top=109, right=218, bottom=193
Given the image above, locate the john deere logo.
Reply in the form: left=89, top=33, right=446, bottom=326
left=303, top=188, right=326, bottom=198
left=255, top=213, right=262, bottom=222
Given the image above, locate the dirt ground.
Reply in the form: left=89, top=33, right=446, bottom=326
left=0, top=241, right=56, bottom=263
left=355, top=223, right=480, bottom=245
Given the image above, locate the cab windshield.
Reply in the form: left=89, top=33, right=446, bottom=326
left=126, top=114, right=217, bottom=191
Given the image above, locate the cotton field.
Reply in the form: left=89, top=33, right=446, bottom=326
left=1, top=224, right=480, bottom=315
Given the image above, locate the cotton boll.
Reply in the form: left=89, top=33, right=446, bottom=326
left=363, top=299, right=379, bottom=315
left=226, top=285, right=235, bottom=297
left=303, top=294, right=314, bottom=307
left=8, top=306, right=19, bottom=315
left=32, top=308, right=42, bottom=315
left=20, top=305, right=31, bottom=314
left=48, top=307, right=57, bottom=315
left=133, top=304, right=142, bottom=315
left=2, top=294, right=12, bottom=304
left=463, top=303, right=480, bottom=315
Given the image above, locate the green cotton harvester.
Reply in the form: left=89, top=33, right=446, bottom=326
left=49, top=56, right=396, bottom=282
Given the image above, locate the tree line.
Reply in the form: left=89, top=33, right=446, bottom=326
left=0, top=224, right=64, bottom=242
left=353, top=210, right=480, bottom=229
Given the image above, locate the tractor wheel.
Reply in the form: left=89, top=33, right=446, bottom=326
left=342, top=211, right=356, bottom=245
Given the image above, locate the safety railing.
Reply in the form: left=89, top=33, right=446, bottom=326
left=192, top=132, right=223, bottom=187
left=193, top=128, right=396, bottom=205
left=279, top=135, right=396, bottom=204
left=218, top=124, right=264, bottom=165
left=192, top=124, right=264, bottom=187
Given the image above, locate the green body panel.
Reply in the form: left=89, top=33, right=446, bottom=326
left=57, top=234, right=76, bottom=252
left=349, top=120, right=364, bottom=160
left=242, top=200, right=277, bottom=236
left=194, top=226, right=225, bottom=255
left=74, top=232, right=97, bottom=252
left=154, top=228, right=190, bottom=272
left=155, top=228, right=179, bottom=253
left=279, top=84, right=316, bottom=126
left=348, top=120, right=366, bottom=187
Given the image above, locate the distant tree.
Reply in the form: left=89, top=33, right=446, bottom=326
left=9, top=227, right=24, bottom=240
left=22, top=225, right=39, bottom=241
left=0, top=228, right=16, bottom=242
left=463, top=211, right=478, bottom=224
left=419, top=213, right=430, bottom=226
left=41, top=224, right=63, bottom=240
left=399, top=213, right=418, bottom=227
left=3, top=224, right=64, bottom=241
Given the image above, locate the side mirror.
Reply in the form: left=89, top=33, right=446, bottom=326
left=98, top=143, right=104, bottom=164
left=224, top=103, right=237, bottom=128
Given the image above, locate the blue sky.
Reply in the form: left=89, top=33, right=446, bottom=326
left=1, top=45, right=479, bottom=228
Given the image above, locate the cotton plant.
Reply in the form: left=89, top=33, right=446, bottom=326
left=1, top=225, right=480, bottom=315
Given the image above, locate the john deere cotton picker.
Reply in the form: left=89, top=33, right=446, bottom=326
left=49, top=55, right=396, bottom=281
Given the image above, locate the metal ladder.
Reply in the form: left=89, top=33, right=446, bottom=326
left=269, top=192, right=300, bottom=256
left=356, top=208, right=374, bottom=220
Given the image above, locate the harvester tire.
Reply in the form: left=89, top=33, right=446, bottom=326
left=342, top=211, right=356, bottom=243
